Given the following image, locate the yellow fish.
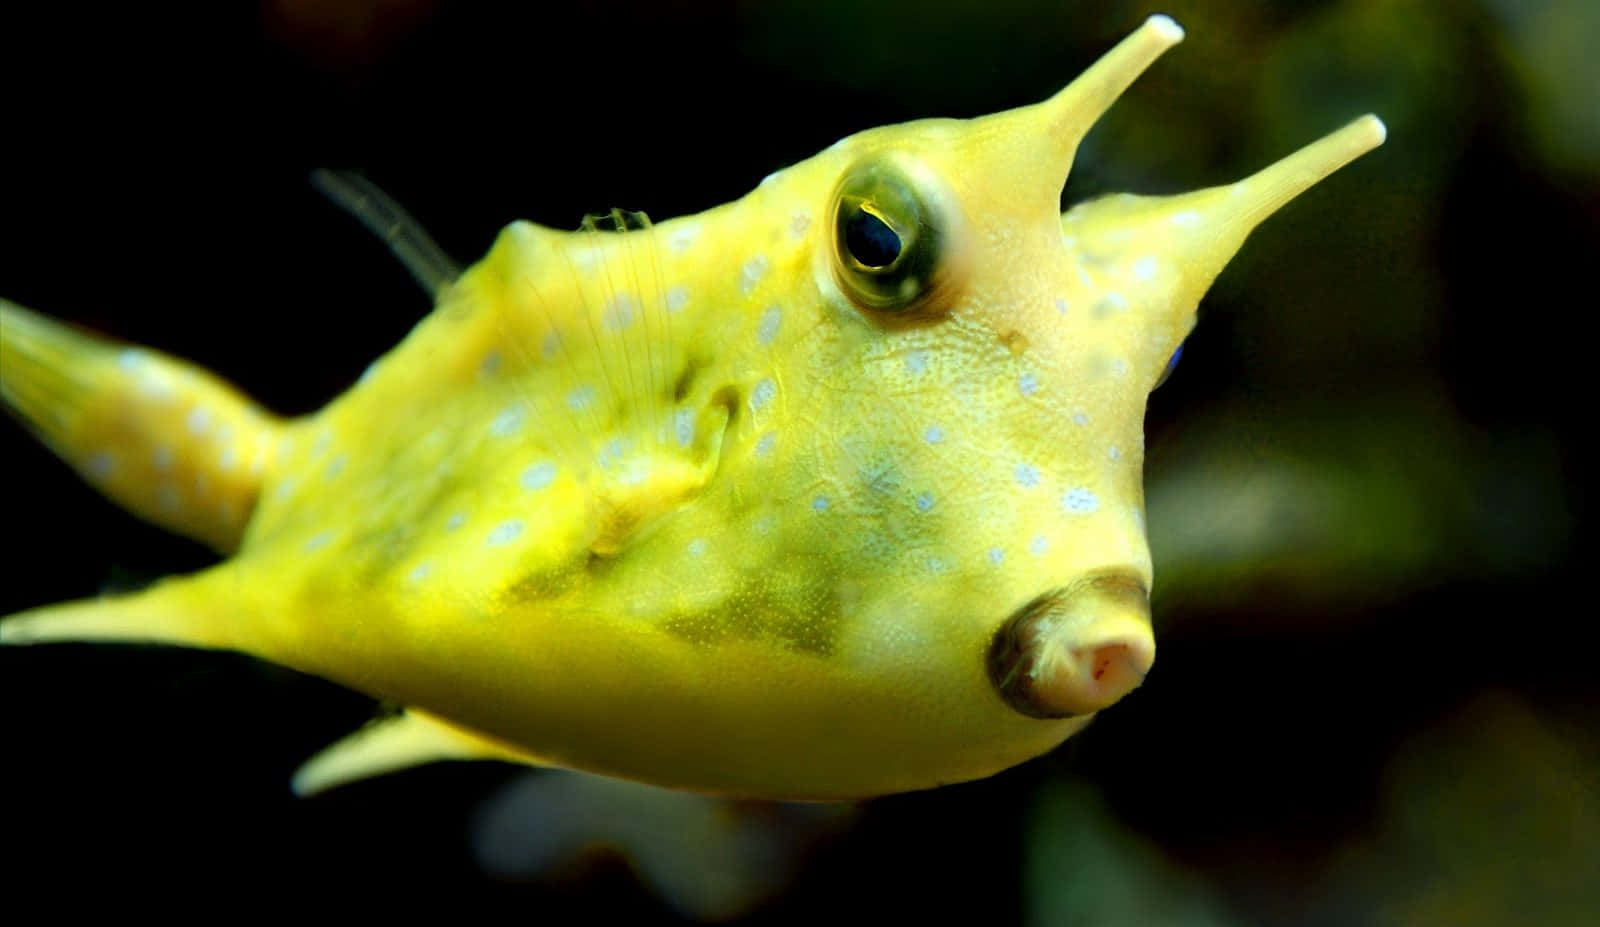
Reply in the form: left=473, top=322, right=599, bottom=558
left=0, top=16, right=1383, bottom=800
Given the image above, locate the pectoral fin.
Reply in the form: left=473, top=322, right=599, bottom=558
left=291, top=708, right=552, bottom=797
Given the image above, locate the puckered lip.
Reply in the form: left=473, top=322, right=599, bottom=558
left=987, top=568, right=1155, bottom=719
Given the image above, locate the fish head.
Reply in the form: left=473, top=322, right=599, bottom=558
left=718, top=15, right=1383, bottom=737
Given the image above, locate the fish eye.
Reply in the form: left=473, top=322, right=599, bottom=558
left=831, top=160, right=944, bottom=313
left=1154, top=342, right=1184, bottom=389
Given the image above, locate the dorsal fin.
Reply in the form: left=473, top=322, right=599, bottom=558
left=311, top=169, right=461, bottom=298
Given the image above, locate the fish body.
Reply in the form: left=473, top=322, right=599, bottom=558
left=0, top=17, right=1384, bottom=799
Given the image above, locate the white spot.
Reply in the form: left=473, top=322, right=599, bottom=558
left=117, top=349, right=145, bottom=371
left=153, top=446, right=174, bottom=471
left=811, top=496, right=830, bottom=512
left=1062, top=487, right=1100, bottom=514
left=1072, top=412, right=1090, bottom=426
left=446, top=512, right=466, bottom=531
left=1018, top=372, right=1039, bottom=397
left=158, top=484, right=180, bottom=513
left=1014, top=463, right=1040, bottom=488
left=324, top=454, right=346, bottom=480
left=1029, top=534, right=1050, bottom=556
left=740, top=255, right=770, bottom=295
left=758, top=305, right=782, bottom=345
left=480, top=351, right=502, bottom=377
left=274, top=477, right=298, bottom=501
left=925, top=556, right=949, bottom=575
left=85, top=452, right=116, bottom=480
left=521, top=461, right=557, bottom=491
left=603, top=294, right=637, bottom=330
left=1130, top=505, right=1145, bottom=528
left=1111, top=358, right=1130, bottom=377
left=1093, top=292, right=1129, bottom=317
left=220, top=445, right=239, bottom=471
left=490, top=403, right=527, bottom=437
left=358, top=360, right=381, bottom=385
left=1172, top=210, right=1202, bottom=228
left=1109, top=445, right=1122, bottom=461
left=755, top=431, right=777, bottom=456
left=668, top=224, right=700, bottom=253
left=915, top=492, right=934, bottom=513
left=186, top=406, right=212, bottom=436
left=750, top=378, right=777, bottom=412
left=566, top=385, right=597, bottom=412
left=923, top=425, right=945, bottom=444
left=904, top=351, right=928, bottom=375
left=791, top=213, right=811, bottom=238
left=542, top=330, right=563, bottom=359
left=1055, top=297, right=1069, bottom=314
left=486, top=520, right=524, bottom=547
left=666, top=286, right=689, bottom=312
left=409, top=562, right=434, bottom=583
left=1132, top=256, right=1159, bottom=282
left=673, top=408, right=695, bottom=447
left=687, top=537, right=709, bottom=557
left=987, top=547, right=1005, bottom=565
left=760, top=168, right=782, bottom=187
left=312, top=430, right=332, bottom=456
left=304, top=531, right=332, bottom=552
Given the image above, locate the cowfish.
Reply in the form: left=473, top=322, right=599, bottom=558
left=0, top=16, right=1384, bottom=800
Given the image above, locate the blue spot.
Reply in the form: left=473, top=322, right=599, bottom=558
left=85, top=452, right=116, bottom=480
left=304, top=531, right=332, bottom=552
left=987, top=547, right=1006, bottom=565
left=687, top=538, right=709, bottom=557
left=666, top=286, right=689, bottom=311
left=915, top=492, right=934, bottom=513
left=925, top=556, right=948, bottom=574
left=740, top=255, right=770, bottom=294
left=521, top=461, right=557, bottom=491
left=324, top=454, right=347, bottom=480
left=904, top=351, right=929, bottom=375
left=409, top=562, right=434, bottom=583
left=674, top=409, right=695, bottom=447
left=1055, top=297, right=1069, bottom=314
left=1029, top=534, right=1050, bottom=556
left=480, top=351, right=502, bottom=376
left=758, top=305, right=782, bottom=345
left=603, top=295, right=637, bottom=330
left=1072, top=412, right=1089, bottom=426
left=446, top=512, right=466, bottom=531
left=1018, top=372, right=1039, bottom=397
left=750, top=378, right=777, bottom=412
left=1014, top=463, right=1040, bottom=488
left=567, top=385, right=597, bottom=412
left=487, top=520, right=525, bottom=547
left=755, top=431, right=777, bottom=456
left=1062, top=487, right=1100, bottom=514
left=811, top=496, right=830, bottom=512
left=923, top=425, right=945, bottom=444
left=491, top=403, right=527, bottom=437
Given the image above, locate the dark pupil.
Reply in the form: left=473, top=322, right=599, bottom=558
left=845, top=208, right=902, bottom=268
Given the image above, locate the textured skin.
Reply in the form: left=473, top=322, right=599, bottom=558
left=0, top=18, right=1383, bottom=799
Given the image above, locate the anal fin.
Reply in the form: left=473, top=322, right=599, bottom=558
left=292, top=708, right=551, bottom=797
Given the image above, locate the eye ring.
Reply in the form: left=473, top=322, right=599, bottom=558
left=830, top=159, right=946, bottom=314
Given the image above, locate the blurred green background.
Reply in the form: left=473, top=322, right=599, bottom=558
left=1, top=0, right=1592, bottom=922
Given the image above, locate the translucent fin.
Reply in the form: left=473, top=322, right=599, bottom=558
left=291, top=708, right=551, bottom=797
left=311, top=169, right=461, bottom=298
left=0, top=300, right=282, bottom=552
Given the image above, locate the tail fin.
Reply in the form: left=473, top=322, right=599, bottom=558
left=0, top=300, right=283, bottom=552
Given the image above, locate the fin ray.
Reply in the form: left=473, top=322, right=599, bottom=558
left=311, top=169, right=461, bottom=298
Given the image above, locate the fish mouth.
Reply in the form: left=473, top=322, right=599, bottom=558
left=987, top=570, right=1155, bottom=719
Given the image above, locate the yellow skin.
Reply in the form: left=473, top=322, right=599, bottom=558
left=0, top=17, right=1383, bottom=799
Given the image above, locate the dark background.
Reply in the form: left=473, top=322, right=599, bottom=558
left=2, top=1, right=1593, bottom=922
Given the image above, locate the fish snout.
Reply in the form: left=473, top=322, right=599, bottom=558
left=987, top=572, right=1154, bottom=719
